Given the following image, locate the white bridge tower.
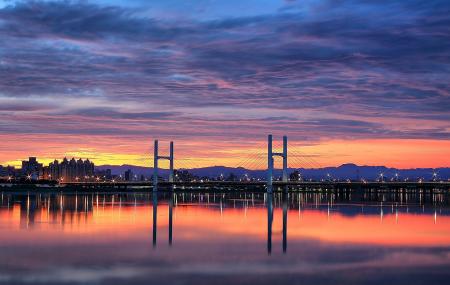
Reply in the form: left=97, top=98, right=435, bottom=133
left=267, top=135, right=288, bottom=191
left=153, top=140, right=174, bottom=190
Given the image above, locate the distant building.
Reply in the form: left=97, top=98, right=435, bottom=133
left=0, top=165, right=8, bottom=178
left=289, top=170, right=302, bottom=181
left=47, top=158, right=94, bottom=182
left=94, top=169, right=112, bottom=180
left=124, top=169, right=133, bottom=181
left=4, top=165, right=17, bottom=177
left=21, top=157, right=43, bottom=180
left=226, top=173, right=237, bottom=181
left=173, top=169, right=195, bottom=182
left=105, top=169, right=112, bottom=180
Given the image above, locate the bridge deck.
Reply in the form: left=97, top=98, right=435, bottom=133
left=59, top=181, right=450, bottom=189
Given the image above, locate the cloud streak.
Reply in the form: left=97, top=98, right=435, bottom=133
left=0, top=0, right=449, bottom=167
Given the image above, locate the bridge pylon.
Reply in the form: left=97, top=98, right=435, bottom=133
left=153, top=140, right=174, bottom=190
left=267, top=134, right=288, bottom=191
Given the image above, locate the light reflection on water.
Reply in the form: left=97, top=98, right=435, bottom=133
left=0, top=189, right=449, bottom=284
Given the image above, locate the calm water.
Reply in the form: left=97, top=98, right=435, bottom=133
left=1, top=190, right=450, bottom=285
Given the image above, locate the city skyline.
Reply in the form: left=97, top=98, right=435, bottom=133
left=2, top=155, right=449, bottom=182
left=0, top=0, right=449, bottom=168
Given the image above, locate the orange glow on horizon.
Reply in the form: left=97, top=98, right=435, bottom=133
left=0, top=134, right=449, bottom=169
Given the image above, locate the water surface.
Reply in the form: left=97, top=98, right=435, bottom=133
left=0, top=190, right=449, bottom=284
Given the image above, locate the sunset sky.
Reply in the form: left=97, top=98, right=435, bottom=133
left=0, top=0, right=449, bottom=168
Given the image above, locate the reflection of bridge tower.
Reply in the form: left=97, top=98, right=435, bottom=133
left=267, top=135, right=288, bottom=190
left=152, top=192, right=157, bottom=247
left=153, top=140, right=174, bottom=189
left=267, top=192, right=288, bottom=254
left=151, top=192, right=174, bottom=247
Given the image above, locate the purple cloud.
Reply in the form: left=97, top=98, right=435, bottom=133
left=0, top=0, right=448, bottom=143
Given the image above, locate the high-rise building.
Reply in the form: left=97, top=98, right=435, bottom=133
left=105, top=169, right=112, bottom=180
left=124, top=169, right=133, bottom=181
left=48, top=160, right=59, bottom=180
left=21, top=157, right=43, bottom=180
left=0, top=165, right=6, bottom=177
left=3, top=165, right=17, bottom=178
left=47, top=158, right=94, bottom=182
left=17, top=157, right=95, bottom=182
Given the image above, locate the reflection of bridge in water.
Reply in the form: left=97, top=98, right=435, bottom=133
left=151, top=191, right=289, bottom=254
left=1, top=190, right=449, bottom=254
left=150, top=191, right=290, bottom=253
left=147, top=189, right=449, bottom=254
left=152, top=192, right=288, bottom=254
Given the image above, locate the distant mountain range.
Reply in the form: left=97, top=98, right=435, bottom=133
left=96, top=163, right=450, bottom=181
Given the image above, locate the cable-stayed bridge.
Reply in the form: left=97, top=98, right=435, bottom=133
left=60, top=135, right=450, bottom=192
